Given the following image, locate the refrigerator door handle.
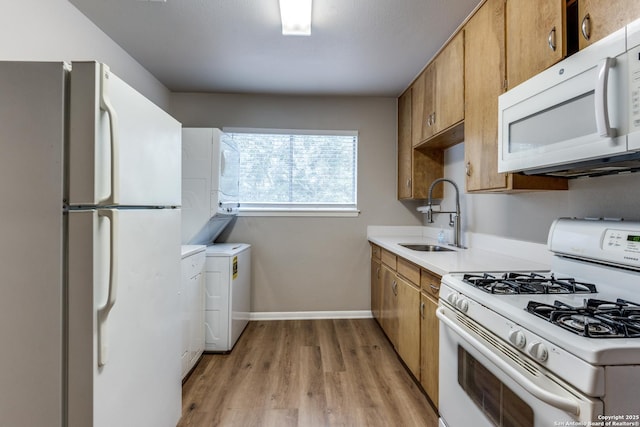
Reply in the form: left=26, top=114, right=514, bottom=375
left=99, top=63, right=120, bottom=206
left=97, top=209, right=119, bottom=366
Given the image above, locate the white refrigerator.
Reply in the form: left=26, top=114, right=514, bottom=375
left=0, top=61, right=182, bottom=427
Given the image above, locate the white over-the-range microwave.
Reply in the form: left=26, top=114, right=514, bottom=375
left=498, top=18, right=640, bottom=178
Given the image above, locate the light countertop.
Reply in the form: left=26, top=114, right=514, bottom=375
left=367, top=226, right=552, bottom=277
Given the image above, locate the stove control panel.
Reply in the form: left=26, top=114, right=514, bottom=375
left=549, top=218, right=640, bottom=268
left=604, top=228, right=640, bottom=253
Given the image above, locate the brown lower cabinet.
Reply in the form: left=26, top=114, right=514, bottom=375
left=370, top=244, right=440, bottom=408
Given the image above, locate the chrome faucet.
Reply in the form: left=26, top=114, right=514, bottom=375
left=426, top=178, right=463, bottom=248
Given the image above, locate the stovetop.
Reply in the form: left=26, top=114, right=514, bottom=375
left=441, top=268, right=640, bottom=365
left=462, top=272, right=598, bottom=295
left=527, top=298, right=640, bottom=338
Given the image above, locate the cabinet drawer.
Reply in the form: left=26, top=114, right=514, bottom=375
left=182, top=251, right=206, bottom=280
left=371, top=243, right=381, bottom=260
left=381, top=249, right=397, bottom=270
left=397, top=257, right=420, bottom=286
left=421, top=269, right=442, bottom=297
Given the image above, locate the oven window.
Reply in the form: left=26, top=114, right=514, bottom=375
left=458, top=346, right=534, bottom=427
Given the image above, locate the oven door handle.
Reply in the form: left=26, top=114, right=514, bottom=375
left=436, top=307, right=581, bottom=416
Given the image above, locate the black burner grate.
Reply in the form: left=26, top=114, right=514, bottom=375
left=462, top=272, right=597, bottom=295
left=526, top=299, right=640, bottom=338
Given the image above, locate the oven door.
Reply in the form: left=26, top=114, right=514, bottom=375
left=436, top=305, right=603, bottom=427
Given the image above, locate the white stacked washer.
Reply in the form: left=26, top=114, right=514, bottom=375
left=181, top=128, right=251, bottom=352
left=181, top=128, right=240, bottom=245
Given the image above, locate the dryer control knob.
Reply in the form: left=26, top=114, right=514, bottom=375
left=508, top=330, right=527, bottom=349
left=527, top=341, right=549, bottom=362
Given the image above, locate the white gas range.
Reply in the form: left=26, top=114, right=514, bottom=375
left=437, top=218, right=640, bottom=427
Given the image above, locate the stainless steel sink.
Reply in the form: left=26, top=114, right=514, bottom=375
left=399, top=243, right=455, bottom=252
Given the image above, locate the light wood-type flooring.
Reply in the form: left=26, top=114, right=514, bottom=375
left=178, top=319, right=438, bottom=427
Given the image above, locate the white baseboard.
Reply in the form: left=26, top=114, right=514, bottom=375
left=249, top=310, right=373, bottom=321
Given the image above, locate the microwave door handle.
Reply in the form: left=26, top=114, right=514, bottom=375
left=436, top=307, right=582, bottom=416
left=595, top=57, right=617, bottom=138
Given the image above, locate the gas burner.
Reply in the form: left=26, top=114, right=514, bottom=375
left=559, top=314, right=616, bottom=336
left=462, top=272, right=597, bottom=295
left=526, top=299, right=640, bottom=338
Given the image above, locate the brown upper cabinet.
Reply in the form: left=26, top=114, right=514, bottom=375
left=506, top=0, right=566, bottom=90
left=464, top=0, right=567, bottom=192
left=506, top=0, right=640, bottom=90
left=578, top=1, right=640, bottom=50
left=412, top=32, right=465, bottom=148
left=398, top=0, right=640, bottom=196
left=398, top=88, right=444, bottom=200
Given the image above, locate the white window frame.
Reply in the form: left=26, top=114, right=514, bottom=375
left=224, top=128, right=360, bottom=217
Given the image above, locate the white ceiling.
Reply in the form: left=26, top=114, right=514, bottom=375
left=69, top=0, right=482, bottom=96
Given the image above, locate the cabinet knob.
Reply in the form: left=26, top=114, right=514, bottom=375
left=465, top=162, right=471, bottom=177
left=548, top=26, right=557, bottom=51
left=581, top=13, right=591, bottom=41
left=406, top=178, right=411, bottom=188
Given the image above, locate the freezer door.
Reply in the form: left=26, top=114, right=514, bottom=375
left=67, top=208, right=181, bottom=427
left=0, top=61, right=65, bottom=427
left=68, top=62, right=181, bottom=207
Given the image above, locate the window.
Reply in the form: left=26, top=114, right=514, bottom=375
left=226, top=129, right=358, bottom=216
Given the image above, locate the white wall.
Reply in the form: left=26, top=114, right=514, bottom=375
left=431, top=143, right=640, bottom=244
left=0, top=0, right=170, bottom=108
left=171, top=93, right=423, bottom=313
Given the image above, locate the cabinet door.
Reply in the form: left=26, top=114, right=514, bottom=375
left=434, top=31, right=464, bottom=134
left=465, top=0, right=508, bottom=191
left=411, top=71, right=426, bottom=146
left=578, top=0, right=640, bottom=50
left=506, top=0, right=565, bottom=89
left=396, top=276, right=421, bottom=379
left=381, top=264, right=398, bottom=347
left=370, top=257, right=383, bottom=322
left=420, top=292, right=439, bottom=408
left=421, top=64, right=437, bottom=141
left=398, top=90, right=413, bottom=199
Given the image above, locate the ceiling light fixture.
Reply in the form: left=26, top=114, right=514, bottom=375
left=279, top=0, right=312, bottom=36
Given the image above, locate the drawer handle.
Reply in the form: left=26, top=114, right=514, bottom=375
left=430, top=284, right=440, bottom=293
